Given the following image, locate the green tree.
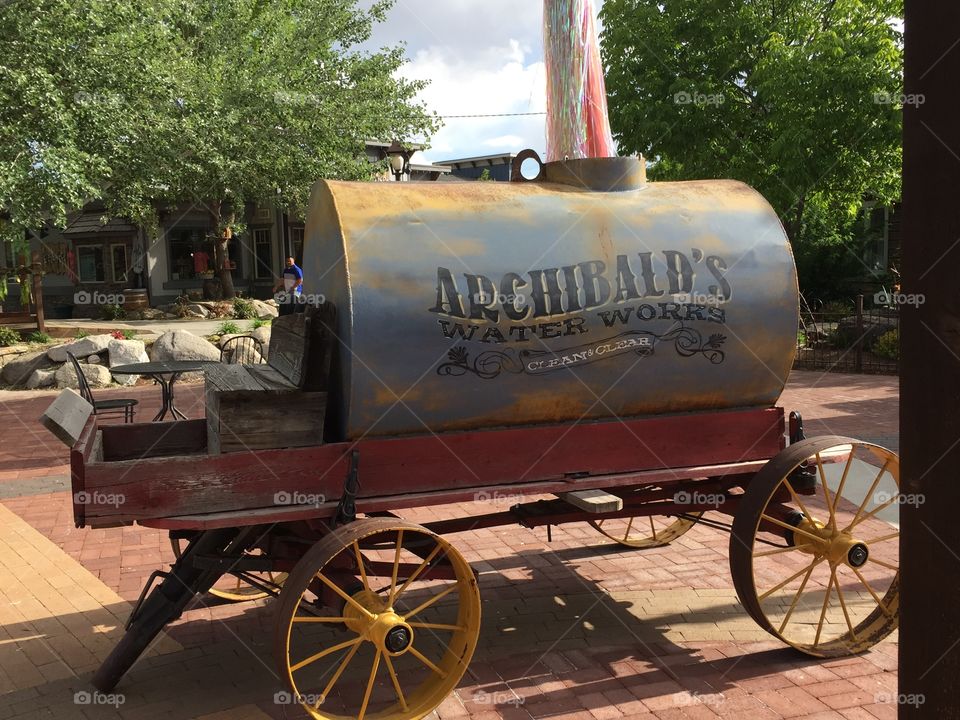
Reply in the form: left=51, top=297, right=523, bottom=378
left=600, top=0, right=903, bottom=260
left=1, top=0, right=436, bottom=297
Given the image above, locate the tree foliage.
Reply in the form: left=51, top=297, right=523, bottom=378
left=599, top=0, right=903, bottom=264
left=1, top=0, right=436, bottom=294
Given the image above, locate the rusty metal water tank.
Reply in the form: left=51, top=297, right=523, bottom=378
left=303, top=155, right=799, bottom=440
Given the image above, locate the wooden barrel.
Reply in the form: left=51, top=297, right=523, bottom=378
left=122, top=289, right=149, bottom=313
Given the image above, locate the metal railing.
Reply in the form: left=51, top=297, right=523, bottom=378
left=795, top=295, right=899, bottom=374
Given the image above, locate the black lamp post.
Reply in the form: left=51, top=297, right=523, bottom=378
left=385, top=140, right=413, bottom=182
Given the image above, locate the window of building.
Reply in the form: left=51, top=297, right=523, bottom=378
left=111, top=244, right=128, bottom=283
left=253, top=228, right=273, bottom=279
left=290, top=226, right=304, bottom=265
left=168, top=227, right=214, bottom=280
left=77, top=245, right=105, bottom=283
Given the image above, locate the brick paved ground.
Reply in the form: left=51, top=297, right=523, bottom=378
left=0, top=370, right=900, bottom=719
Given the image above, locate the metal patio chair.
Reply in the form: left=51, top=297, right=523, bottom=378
left=220, top=335, right=266, bottom=365
left=67, top=352, right=137, bottom=423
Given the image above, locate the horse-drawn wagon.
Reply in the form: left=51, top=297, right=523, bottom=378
left=50, top=153, right=899, bottom=720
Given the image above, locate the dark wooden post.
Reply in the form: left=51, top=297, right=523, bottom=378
left=31, top=250, right=44, bottom=333
left=854, top=294, right=863, bottom=373
left=900, top=2, right=960, bottom=717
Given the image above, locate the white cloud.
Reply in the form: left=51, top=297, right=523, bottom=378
left=363, top=0, right=606, bottom=162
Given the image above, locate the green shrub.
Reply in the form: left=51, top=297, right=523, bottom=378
left=111, top=329, right=136, bottom=340
left=233, top=297, right=256, bottom=319
left=217, top=320, right=240, bottom=335
left=100, top=303, right=126, bottom=320
left=0, top=326, right=22, bottom=346
left=874, top=329, right=899, bottom=360
left=251, top=317, right=271, bottom=329
left=27, top=331, right=52, bottom=344
left=75, top=329, right=90, bottom=339
left=819, top=300, right=855, bottom=317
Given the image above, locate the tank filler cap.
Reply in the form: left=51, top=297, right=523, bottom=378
left=511, top=150, right=646, bottom=192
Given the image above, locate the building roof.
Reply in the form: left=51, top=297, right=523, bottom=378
left=61, top=214, right=137, bottom=236
left=435, top=152, right=518, bottom=169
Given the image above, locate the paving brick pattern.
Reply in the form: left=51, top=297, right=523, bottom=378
left=0, top=371, right=900, bottom=719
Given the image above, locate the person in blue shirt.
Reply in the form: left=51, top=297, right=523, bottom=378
left=274, top=257, right=304, bottom=315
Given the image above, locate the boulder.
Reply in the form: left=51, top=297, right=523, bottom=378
left=252, top=326, right=271, bottom=358
left=187, top=303, right=211, bottom=318
left=108, top=339, right=149, bottom=386
left=250, top=299, right=279, bottom=319
left=47, top=334, right=114, bottom=363
left=1, top=349, right=56, bottom=387
left=26, top=368, right=57, bottom=389
left=55, top=362, right=113, bottom=390
left=150, top=330, right=220, bottom=362
left=86, top=354, right=103, bottom=365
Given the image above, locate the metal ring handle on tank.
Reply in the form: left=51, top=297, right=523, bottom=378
left=510, top=149, right=545, bottom=182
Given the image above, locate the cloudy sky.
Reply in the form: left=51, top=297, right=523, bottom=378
left=361, top=0, right=605, bottom=164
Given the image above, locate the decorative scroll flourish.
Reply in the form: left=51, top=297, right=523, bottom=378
left=437, top=323, right=726, bottom=379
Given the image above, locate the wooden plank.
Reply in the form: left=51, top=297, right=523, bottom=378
left=268, top=312, right=310, bottom=387
left=246, top=364, right=296, bottom=390
left=556, top=489, right=623, bottom=513
left=79, top=406, right=784, bottom=525
left=100, top=419, right=207, bottom=461
left=138, top=458, right=768, bottom=531
left=204, top=363, right=262, bottom=392
left=214, top=391, right=326, bottom=453
left=69, top=415, right=99, bottom=528
left=40, top=388, right=94, bottom=447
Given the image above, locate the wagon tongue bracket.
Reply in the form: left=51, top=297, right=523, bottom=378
left=332, top=450, right=361, bottom=529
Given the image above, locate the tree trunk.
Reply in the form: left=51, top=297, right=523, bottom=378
left=209, top=200, right=236, bottom=299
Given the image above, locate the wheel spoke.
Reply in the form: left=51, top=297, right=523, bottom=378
left=760, top=556, right=825, bottom=601
left=754, top=545, right=798, bottom=558
left=292, top=616, right=348, bottom=624
left=408, top=622, right=465, bottom=631
left=869, top=557, right=898, bottom=572
left=408, top=644, right=447, bottom=678
left=831, top=449, right=855, bottom=520
left=317, top=639, right=361, bottom=705
left=777, top=559, right=818, bottom=634
left=846, top=495, right=899, bottom=532
left=290, top=637, right=362, bottom=673
left=865, top=531, right=900, bottom=545
left=403, top=582, right=459, bottom=620
left=816, top=453, right=837, bottom=531
left=760, top=513, right=824, bottom=544
left=394, top=542, right=445, bottom=602
left=358, top=648, right=381, bottom=720
left=813, top=568, right=835, bottom=647
left=388, top=529, right=404, bottom=606
left=782, top=478, right=817, bottom=525
left=383, top=652, right=408, bottom=711
left=850, top=565, right=894, bottom=618
left=315, top=573, right=375, bottom=619
left=847, top=460, right=891, bottom=529
left=833, top=567, right=857, bottom=640
left=354, top=542, right=369, bottom=592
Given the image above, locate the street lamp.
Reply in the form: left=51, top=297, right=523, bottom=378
left=385, top=140, right=412, bottom=182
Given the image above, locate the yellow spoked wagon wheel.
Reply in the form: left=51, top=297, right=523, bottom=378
left=275, top=518, right=481, bottom=720
left=730, top=437, right=899, bottom=657
left=170, top=536, right=287, bottom=602
left=589, top=513, right=702, bottom=548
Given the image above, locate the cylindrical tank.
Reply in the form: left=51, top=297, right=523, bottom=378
left=303, top=156, right=798, bottom=440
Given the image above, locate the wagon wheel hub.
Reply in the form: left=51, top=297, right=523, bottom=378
left=342, top=589, right=415, bottom=656
left=793, top=517, right=868, bottom=568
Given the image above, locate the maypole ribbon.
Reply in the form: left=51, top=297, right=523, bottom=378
left=543, top=0, right=617, bottom=161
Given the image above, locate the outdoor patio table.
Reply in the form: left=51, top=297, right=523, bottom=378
left=110, top=360, right=217, bottom=422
